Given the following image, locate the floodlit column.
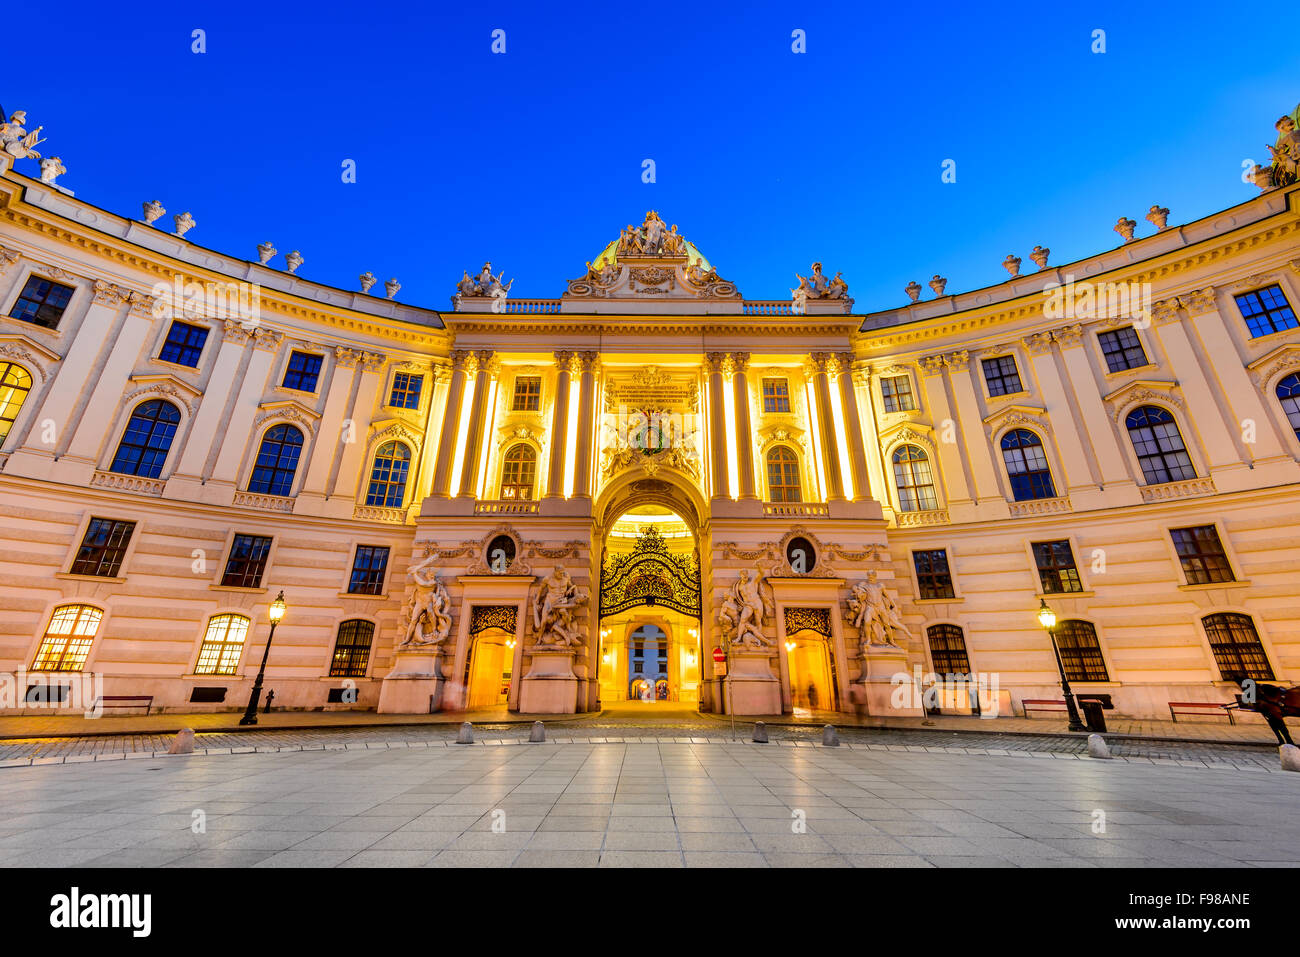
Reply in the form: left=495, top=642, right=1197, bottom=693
left=65, top=293, right=157, bottom=462
left=430, top=350, right=472, bottom=498
left=945, top=351, right=1002, bottom=500
left=1024, top=330, right=1093, bottom=491
left=809, top=353, right=845, bottom=501
left=730, top=352, right=757, bottom=500
left=918, top=355, right=972, bottom=505
left=705, top=352, right=730, bottom=500
left=210, top=328, right=283, bottom=484
left=854, top=368, right=888, bottom=502
left=457, top=350, right=496, bottom=498
left=572, top=351, right=600, bottom=499
left=1152, top=296, right=1241, bottom=471
left=300, top=347, right=360, bottom=495
left=1055, top=332, right=1132, bottom=489
left=544, top=350, right=574, bottom=499
left=837, top=358, right=872, bottom=501
left=332, top=352, right=387, bottom=499
left=176, top=321, right=252, bottom=477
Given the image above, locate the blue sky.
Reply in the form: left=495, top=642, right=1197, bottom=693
left=8, top=0, right=1299, bottom=312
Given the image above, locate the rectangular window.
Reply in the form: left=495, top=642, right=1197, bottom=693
left=348, top=545, right=390, bottom=595
left=512, top=376, right=541, bottom=412
left=1096, top=326, right=1149, bottom=373
left=330, top=620, right=375, bottom=678
left=69, top=518, right=136, bottom=578
left=761, top=378, right=791, bottom=413
left=282, top=351, right=323, bottom=392
left=221, top=534, right=273, bottom=588
left=1203, top=613, right=1274, bottom=683
left=1170, top=525, right=1235, bottom=584
left=913, top=549, right=955, bottom=600
left=1055, top=621, right=1109, bottom=682
left=880, top=374, right=915, bottom=413
left=10, top=276, right=75, bottom=329
left=981, top=355, right=1023, bottom=397
left=158, top=321, right=209, bottom=368
left=389, top=372, right=423, bottom=410
left=1235, top=285, right=1298, bottom=338
left=1031, top=540, right=1083, bottom=594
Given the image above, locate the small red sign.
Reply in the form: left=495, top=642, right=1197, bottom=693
left=712, top=647, right=726, bottom=664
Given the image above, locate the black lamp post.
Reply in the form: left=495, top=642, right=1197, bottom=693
left=240, top=590, right=286, bottom=726
left=1037, top=598, right=1086, bottom=732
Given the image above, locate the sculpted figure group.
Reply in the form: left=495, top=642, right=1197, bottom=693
left=847, top=572, right=910, bottom=651
left=718, top=569, right=773, bottom=649
left=455, top=262, right=513, bottom=300
left=399, top=554, right=453, bottom=648
left=532, top=566, right=589, bottom=648
left=1251, top=103, right=1300, bottom=190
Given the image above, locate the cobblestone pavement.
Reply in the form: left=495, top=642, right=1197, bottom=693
left=0, top=718, right=1283, bottom=771
left=0, top=740, right=1295, bottom=868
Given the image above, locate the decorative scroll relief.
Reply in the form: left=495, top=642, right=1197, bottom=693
left=784, top=606, right=832, bottom=640
left=469, top=605, right=518, bottom=636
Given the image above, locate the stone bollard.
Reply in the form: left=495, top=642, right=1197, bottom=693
left=455, top=721, right=474, bottom=745
left=752, top=722, right=768, bottom=743
left=529, top=721, right=546, bottom=743
left=822, top=724, right=840, bottom=747
left=1086, top=733, right=1112, bottom=759
left=167, top=728, right=195, bottom=755
left=1280, top=744, right=1300, bottom=772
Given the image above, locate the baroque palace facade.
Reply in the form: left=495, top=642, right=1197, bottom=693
left=1, top=112, right=1299, bottom=720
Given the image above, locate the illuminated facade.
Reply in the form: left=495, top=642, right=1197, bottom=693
left=1, top=120, right=1299, bottom=720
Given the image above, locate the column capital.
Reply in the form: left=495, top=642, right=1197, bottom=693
left=1177, top=287, right=1218, bottom=317
left=1051, top=323, right=1085, bottom=348
left=250, top=327, right=283, bottom=352
left=222, top=318, right=254, bottom=345
left=450, top=348, right=476, bottom=372
left=359, top=350, right=387, bottom=372
left=576, top=350, right=601, bottom=374
left=918, top=354, right=947, bottom=376
left=728, top=351, right=751, bottom=374
left=705, top=351, right=730, bottom=375
left=334, top=345, right=362, bottom=368
left=1021, top=331, right=1056, bottom=356
left=943, top=349, right=971, bottom=372
left=553, top=349, right=577, bottom=374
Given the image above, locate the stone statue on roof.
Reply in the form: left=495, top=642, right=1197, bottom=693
left=1249, top=102, right=1300, bottom=190
left=0, top=111, right=44, bottom=160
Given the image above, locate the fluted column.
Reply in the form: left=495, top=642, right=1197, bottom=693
left=545, top=350, right=574, bottom=499
left=430, top=350, right=472, bottom=498
left=808, top=353, right=845, bottom=501
left=572, top=351, right=600, bottom=499
left=705, top=352, right=730, bottom=500
left=729, top=352, right=757, bottom=500
left=836, top=358, right=871, bottom=501
left=457, top=350, right=497, bottom=498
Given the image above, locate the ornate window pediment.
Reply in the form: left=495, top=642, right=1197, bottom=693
left=1247, top=343, right=1300, bottom=389
left=366, top=417, right=423, bottom=449
left=982, top=403, right=1050, bottom=435
left=879, top=421, right=936, bottom=455
left=1102, top=379, right=1183, bottom=422
left=124, top=373, right=202, bottom=415
left=0, top=333, right=60, bottom=383
left=253, top=398, right=320, bottom=434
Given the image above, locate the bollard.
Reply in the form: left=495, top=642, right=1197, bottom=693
left=455, top=721, right=474, bottom=744
left=752, top=722, right=768, bottom=743
left=1086, top=733, right=1112, bottom=759
left=1281, top=744, right=1300, bottom=772
left=167, top=728, right=196, bottom=755
left=529, top=720, right=546, bottom=743
left=822, top=724, right=840, bottom=747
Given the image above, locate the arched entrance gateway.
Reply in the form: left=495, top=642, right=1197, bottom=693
left=377, top=211, right=927, bottom=719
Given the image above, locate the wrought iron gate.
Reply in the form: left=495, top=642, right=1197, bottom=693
left=599, top=525, right=701, bottom=619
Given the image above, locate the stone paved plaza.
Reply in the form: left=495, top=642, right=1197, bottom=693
left=1, top=740, right=1297, bottom=868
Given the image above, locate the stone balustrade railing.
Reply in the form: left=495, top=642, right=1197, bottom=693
left=475, top=500, right=540, bottom=515
left=763, top=502, right=830, bottom=517
left=90, top=470, right=165, bottom=497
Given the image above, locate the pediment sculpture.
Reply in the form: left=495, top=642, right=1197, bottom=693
left=454, top=262, right=513, bottom=303
left=792, top=262, right=850, bottom=309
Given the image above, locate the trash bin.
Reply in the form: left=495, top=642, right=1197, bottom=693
left=1080, top=698, right=1107, bottom=733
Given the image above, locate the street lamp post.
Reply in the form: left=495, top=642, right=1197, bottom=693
left=240, top=590, right=286, bottom=726
left=1037, top=598, right=1086, bottom=732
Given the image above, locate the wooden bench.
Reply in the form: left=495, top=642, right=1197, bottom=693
left=1169, top=701, right=1236, bottom=725
left=1021, top=698, right=1067, bottom=718
left=93, top=695, right=153, bottom=715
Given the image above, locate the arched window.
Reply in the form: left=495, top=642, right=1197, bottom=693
left=109, top=399, right=181, bottom=478
left=0, top=361, right=33, bottom=444
left=195, top=614, right=250, bottom=676
left=365, top=441, right=411, bottom=507
left=766, top=446, right=802, bottom=502
left=1125, top=406, right=1195, bottom=485
left=1202, top=613, right=1274, bottom=683
left=926, top=624, right=971, bottom=676
left=892, top=444, right=937, bottom=512
left=330, top=619, right=376, bottom=678
left=1001, top=429, right=1056, bottom=500
left=1054, top=620, right=1109, bottom=682
left=247, top=424, right=304, bottom=496
left=32, top=604, right=103, bottom=671
left=1277, top=373, right=1300, bottom=442
left=500, top=443, right=536, bottom=500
